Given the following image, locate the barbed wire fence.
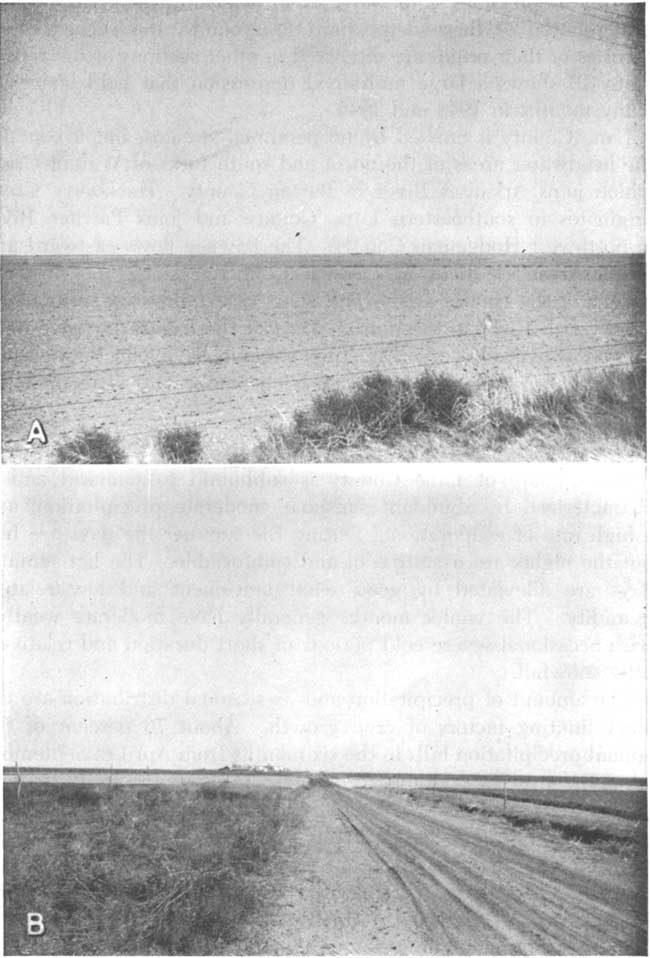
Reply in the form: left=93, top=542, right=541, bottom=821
left=2, top=318, right=645, bottom=449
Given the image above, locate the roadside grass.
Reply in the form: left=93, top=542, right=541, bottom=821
left=459, top=801, right=647, bottom=861
left=157, top=426, right=203, bottom=464
left=408, top=787, right=647, bottom=860
left=229, top=359, right=646, bottom=462
left=432, top=787, right=647, bottom=821
left=4, top=783, right=299, bottom=955
left=55, top=428, right=127, bottom=464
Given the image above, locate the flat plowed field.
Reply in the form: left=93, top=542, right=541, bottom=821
left=2, top=254, right=644, bottom=462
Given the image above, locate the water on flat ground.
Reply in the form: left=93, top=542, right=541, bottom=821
left=334, top=777, right=646, bottom=791
left=2, top=253, right=644, bottom=461
left=2, top=771, right=308, bottom=787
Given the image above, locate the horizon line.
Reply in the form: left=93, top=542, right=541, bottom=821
left=3, top=765, right=646, bottom=784
left=1, top=250, right=645, bottom=257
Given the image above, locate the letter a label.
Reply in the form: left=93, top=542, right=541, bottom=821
left=26, top=419, right=48, bottom=445
left=27, top=913, right=45, bottom=936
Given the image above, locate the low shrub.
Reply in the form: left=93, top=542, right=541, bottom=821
left=310, top=388, right=357, bottom=429
left=55, top=428, right=126, bottom=464
left=348, top=372, right=421, bottom=434
left=233, top=359, right=645, bottom=462
left=415, top=370, right=472, bottom=425
left=291, top=372, right=422, bottom=447
left=157, top=426, right=203, bottom=464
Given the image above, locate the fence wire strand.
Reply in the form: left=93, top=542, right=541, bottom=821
left=3, top=319, right=644, bottom=383
left=4, top=336, right=644, bottom=416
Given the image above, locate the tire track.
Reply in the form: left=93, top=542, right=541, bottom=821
left=336, top=806, right=459, bottom=954
left=331, top=787, right=646, bottom=955
left=349, top=789, right=644, bottom=921
left=336, top=797, right=545, bottom=955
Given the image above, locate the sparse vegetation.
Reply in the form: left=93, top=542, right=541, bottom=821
left=3, top=783, right=299, bottom=955
left=434, top=787, right=647, bottom=821
left=55, top=428, right=126, bottom=465
left=49, top=359, right=645, bottom=464
left=230, top=358, right=646, bottom=462
left=157, top=427, right=203, bottom=464
left=409, top=786, right=647, bottom=859
left=452, top=798, right=643, bottom=852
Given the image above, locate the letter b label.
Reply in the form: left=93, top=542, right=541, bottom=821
left=27, top=913, right=45, bottom=936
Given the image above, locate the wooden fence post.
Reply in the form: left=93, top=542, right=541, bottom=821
left=482, top=314, right=493, bottom=361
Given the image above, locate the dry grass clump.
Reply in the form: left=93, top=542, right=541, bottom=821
left=293, top=372, right=422, bottom=448
left=230, top=369, right=473, bottom=461
left=468, top=360, right=646, bottom=449
left=4, top=783, right=298, bottom=955
left=230, top=358, right=645, bottom=462
left=415, top=370, right=472, bottom=425
left=55, top=428, right=126, bottom=464
left=157, top=426, right=203, bottom=464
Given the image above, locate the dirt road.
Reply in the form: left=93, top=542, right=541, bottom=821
left=247, top=786, right=433, bottom=955
left=253, top=786, right=646, bottom=956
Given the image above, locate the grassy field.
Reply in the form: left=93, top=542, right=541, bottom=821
left=435, top=787, right=647, bottom=821
left=3, top=782, right=299, bottom=956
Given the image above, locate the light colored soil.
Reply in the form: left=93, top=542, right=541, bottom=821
left=3, top=257, right=643, bottom=464
left=239, top=786, right=646, bottom=956
left=240, top=788, right=433, bottom=955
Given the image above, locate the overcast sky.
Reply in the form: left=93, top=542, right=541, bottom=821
left=0, top=3, right=644, bottom=254
left=3, top=465, right=645, bottom=775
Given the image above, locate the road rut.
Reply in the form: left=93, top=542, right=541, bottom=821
left=332, top=787, right=646, bottom=955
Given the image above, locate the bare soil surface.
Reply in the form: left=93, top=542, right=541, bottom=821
left=3, top=255, right=643, bottom=463
left=243, top=785, right=646, bottom=956
left=242, top=787, right=432, bottom=955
